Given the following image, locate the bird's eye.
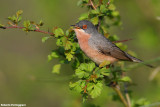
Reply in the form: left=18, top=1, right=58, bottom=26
left=82, top=25, right=87, bottom=29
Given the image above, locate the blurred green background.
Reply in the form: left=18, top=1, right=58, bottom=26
left=0, top=0, right=160, bottom=107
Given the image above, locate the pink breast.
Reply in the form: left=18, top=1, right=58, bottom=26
left=74, top=29, right=118, bottom=64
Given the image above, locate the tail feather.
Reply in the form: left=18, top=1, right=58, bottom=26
left=144, top=64, right=154, bottom=68
left=125, top=52, right=154, bottom=68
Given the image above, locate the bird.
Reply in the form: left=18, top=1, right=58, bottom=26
left=71, top=20, right=153, bottom=68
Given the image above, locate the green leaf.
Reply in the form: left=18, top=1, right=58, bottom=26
left=87, top=63, right=96, bottom=72
left=23, top=20, right=33, bottom=31
left=72, top=58, right=80, bottom=69
left=42, top=36, right=50, bottom=43
left=75, top=63, right=95, bottom=78
left=62, top=37, right=74, bottom=50
left=62, top=36, right=67, bottom=44
left=101, top=25, right=108, bottom=34
left=99, top=67, right=110, bottom=76
left=64, top=41, right=72, bottom=50
left=77, top=0, right=89, bottom=6
left=108, top=4, right=116, bottom=10
left=81, top=80, right=86, bottom=88
left=87, top=83, right=94, bottom=91
left=112, top=11, right=119, bottom=16
left=56, top=38, right=63, bottom=46
left=60, top=60, right=70, bottom=64
left=7, top=17, right=12, bottom=21
left=75, top=69, right=89, bottom=78
left=135, top=98, right=150, bottom=106
left=100, top=5, right=108, bottom=13
left=78, top=13, right=88, bottom=20
left=82, top=93, right=88, bottom=103
left=51, top=51, right=59, bottom=58
left=52, top=64, right=61, bottom=74
left=79, top=63, right=87, bottom=70
left=65, top=30, right=70, bottom=36
left=91, top=17, right=99, bottom=25
left=89, top=82, right=103, bottom=98
left=69, top=81, right=82, bottom=93
left=17, top=16, right=22, bottom=22
left=16, top=10, right=23, bottom=16
left=48, top=51, right=60, bottom=61
left=48, top=54, right=52, bottom=62
left=8, top=15, right=17, bottom=23
left=119, top=76, right=132, bottom=82
left=90, top=9, right=100, bottom=15
left=65, top=52, right=73, bottom=61
left=54, top=28, right=64, bottom=37
left=39, top=20, right=44, bottom=26
left=79, top=63, right=95, bottom=72
left=71, top=43, right=77, bottom=51
left=77, top=0, right=83, bottom=6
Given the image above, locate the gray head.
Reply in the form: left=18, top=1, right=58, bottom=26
left=73, top=20, right=98, bottom=34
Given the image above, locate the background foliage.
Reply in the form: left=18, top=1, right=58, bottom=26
left=0, top=0, right=160, bottom=107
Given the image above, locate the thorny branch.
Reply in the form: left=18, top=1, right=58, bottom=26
left=0, top=25, right=54, bottom=36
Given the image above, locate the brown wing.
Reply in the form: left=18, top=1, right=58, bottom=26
left=89, top=33, right=133, bottom=61
left=98, top=45, right=132, bottom=61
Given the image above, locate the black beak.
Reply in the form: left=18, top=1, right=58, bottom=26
left=70, top=25, right=75, bottom=27
left=70, top=25, right=80, bottom=29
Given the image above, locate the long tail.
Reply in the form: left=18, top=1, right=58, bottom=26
left=125, top=52, right=154, bottom=68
